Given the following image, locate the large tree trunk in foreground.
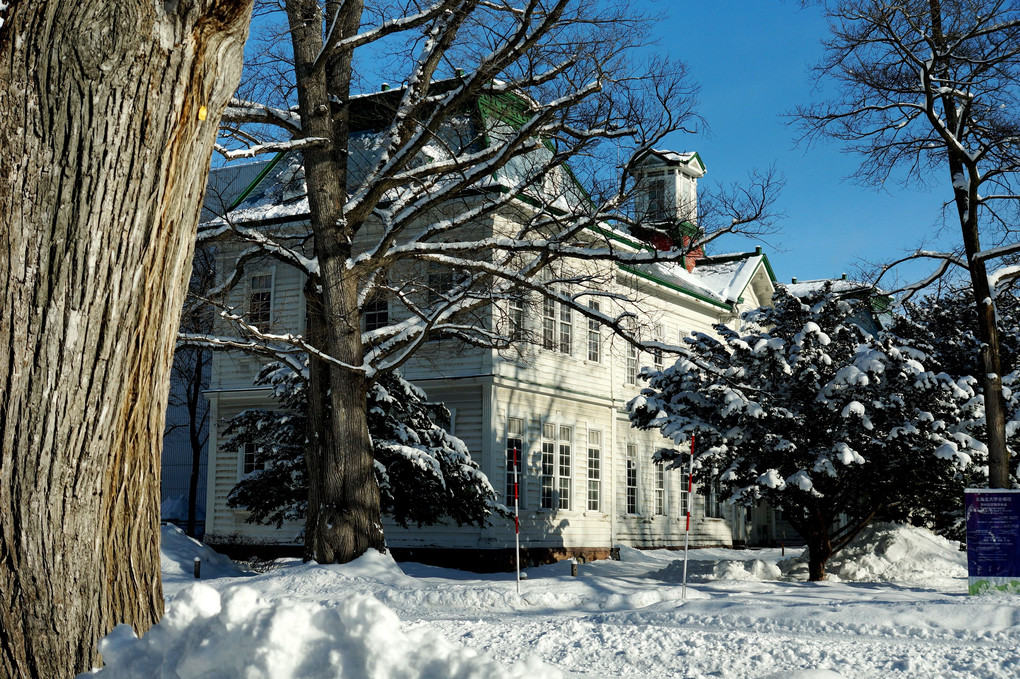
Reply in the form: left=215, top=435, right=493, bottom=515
left=0, top=2, right=252, bottom=676
left=288, top=0, right=385, bottom=564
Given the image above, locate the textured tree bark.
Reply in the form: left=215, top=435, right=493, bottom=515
left=0, top=2, right=252, bottom=676
left=287, top=0, right=385, bottom=564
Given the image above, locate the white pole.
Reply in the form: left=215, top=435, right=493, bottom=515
left=514, top=446, right=521, bottom=595
left=682, top=436, right=695, bottom=601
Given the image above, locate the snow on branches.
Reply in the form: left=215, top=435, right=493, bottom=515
left=225, top=363, right=507, bottom=532
left=628, top=284, right=988, bottom=580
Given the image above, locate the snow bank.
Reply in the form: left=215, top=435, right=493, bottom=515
left=780, top=523, right=966, bottom=587
left=654, top=557, right=781, bottom=582
left=84, top=584, right=560, bottom=679
left=161, top=525, right=246, bottom=583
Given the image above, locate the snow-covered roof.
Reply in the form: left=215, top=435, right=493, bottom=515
left=202, top=159, right=275, bottom=221
left=635, top=149, right=707, bottom=177
left=632, top=251, right=774, bottom=309
left=785, top=278, right=880, bottom=299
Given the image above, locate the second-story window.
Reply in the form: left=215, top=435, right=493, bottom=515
left=364, top=294, right=388, bottom=332
left=541, top=297, right=571, bottom=354
left=626, top=343, right=639, bottom=385
left=587, top=301, right=601, bottom=363
left=249, top=273, right=273, bottom=331
left=653, top=323, right=664, bottom=371
left=509, top=296, right=526, bottom=341
left=542, top=297, right=557, bottom=350
left=558, top=303, right=572, bottom=354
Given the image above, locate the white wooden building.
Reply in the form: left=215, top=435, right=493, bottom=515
left=198, top=90, right=779, bottom=566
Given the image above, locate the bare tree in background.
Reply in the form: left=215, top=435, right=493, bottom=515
left=166, top=246, right=216, bottom=538
left=195, top=0, right=782, bottom=565
left=0, top=1, right=254, bottom=676
left=797, top=0, right=1020, bottom=488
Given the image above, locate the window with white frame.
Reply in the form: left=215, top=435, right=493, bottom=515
left=654, top=463, right=666, bottom=515
left=540, top=423, right=572, bottom=509
left=587, top=300, right=601, bottom=363
left=558, top=303, right=572, bottom=354
left=626, top=443, right=638, bottom=514
left=679, top=470, right=691, bottom=518
left=652, top=323, right=664, bottom=371
left=706, top=475, right=723, bottom=518
left=505, top=418, right=524, bottom=507
left=509, top=296, right=526, bottom=341
left=587, top=430, right=601, bottom=511
left=542, top=297, right=557, bottom=350
left=249, top=273, right=273, bottom=331
left=241, top=443, right=264, bottom=477
left=557, top=425, right=572, bottom=509
left=626, top=343, right=639, bottom=385
left=541, top=291, right=572, bottom=354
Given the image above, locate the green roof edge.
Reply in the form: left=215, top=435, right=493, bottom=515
left=226, top=152, right=287, bottom=213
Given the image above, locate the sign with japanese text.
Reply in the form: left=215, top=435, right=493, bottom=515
left=965, top=489, right=1020, bottom=595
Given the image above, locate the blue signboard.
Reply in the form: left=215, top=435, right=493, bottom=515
left=965, top=489, right=1020, bottom=595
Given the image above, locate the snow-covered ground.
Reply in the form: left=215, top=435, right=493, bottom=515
left=85, top=523, right=1020, bottom=678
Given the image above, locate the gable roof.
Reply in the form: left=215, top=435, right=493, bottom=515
left=628, top=249, right=776, bottom=310
left=635, top=149, right=707, bottom=177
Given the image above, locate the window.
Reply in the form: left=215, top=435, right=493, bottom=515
left=505, top=418, right=524, bottom=507
left=706, top=476, right=723, bottom=519
left=626, top=343, right=639, bottom=385
left=427, top=266, right=464, bottom=306
left=587, top=301, right=601, bottom=363
left=626, top=444, right=638, bottom=514
left=679, top=471, right=691, bottom=518
left=654, top=463, right=666, bottom=516
left=509, top=296, right=526, bottom=341
left=540, top=423, right=572, bottom=509
left=542, top=296, right=571, bottom=354
left=542, top=297, right=557, bottom=350
left=241, top=443, right=264, bottom=476
left=645, top=175, right=669, bottom=221
left=558, top=426, right=572, bottom=509
left=249, top=273, right=273, bottom=331
left=558, top=304, right=572, bottom=354
left=364, top=295, right=388, bottom=332
left=587, top=431, right=601, bottom=511
left=652, top=323, right=664, bottom=371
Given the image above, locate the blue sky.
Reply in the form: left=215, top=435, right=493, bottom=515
left=644, top=0, right=948, bottom=286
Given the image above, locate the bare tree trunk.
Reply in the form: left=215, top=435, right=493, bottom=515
left=928, top=0, right=1010, bottom=488
left=287, top=0, right=384, bottom=564
left=186, top=348, right=210, bottom=537
left=0, top=2, right=252, bottom=676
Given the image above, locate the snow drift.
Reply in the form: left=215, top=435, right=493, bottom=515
left=84, top=582, right=559, bottom=679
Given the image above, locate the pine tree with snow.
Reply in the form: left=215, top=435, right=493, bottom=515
left=629, top=284, right=984, bottom=581
left=225, top=364, right=507, bottom=538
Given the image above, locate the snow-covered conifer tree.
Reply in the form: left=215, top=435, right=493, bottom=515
left=224, top=364, right=506, bottom=530
left=629, top=285, right=983, bottom=580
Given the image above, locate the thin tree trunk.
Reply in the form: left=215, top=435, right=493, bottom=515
left=0, top=2, right=252, bottom=676
left=186, top=349, right=210, bottom=537
left=287, top=0, right=384, bottom=564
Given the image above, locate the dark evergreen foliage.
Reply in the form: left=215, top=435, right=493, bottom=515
left=225, top=364, right=507, bottom=532
left=629, top=284, right=987, bottom=580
